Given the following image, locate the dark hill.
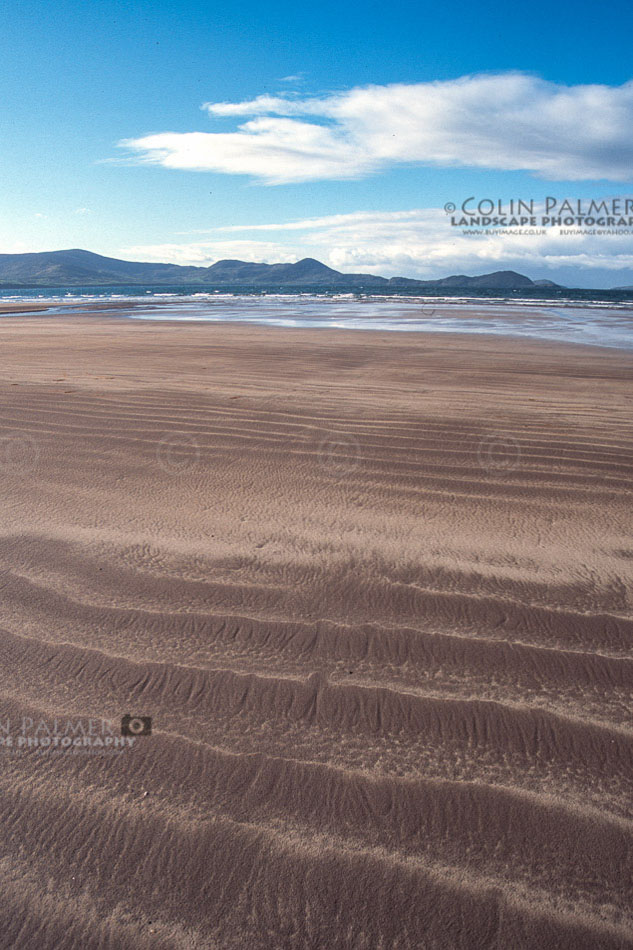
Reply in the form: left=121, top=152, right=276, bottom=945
left=0, top=249, right=563, bottom=291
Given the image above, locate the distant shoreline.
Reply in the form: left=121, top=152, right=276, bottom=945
left=0, top=250, right=632, bottom=300
left=2, top=286, right=633, bottom=306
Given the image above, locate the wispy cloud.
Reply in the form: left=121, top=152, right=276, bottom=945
left=74, top=207, right=92, bottom=215
left=119, top=73, right=633, bottom=184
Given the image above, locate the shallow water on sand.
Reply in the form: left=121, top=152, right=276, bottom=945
left=4, top=293, right=633, bottom=349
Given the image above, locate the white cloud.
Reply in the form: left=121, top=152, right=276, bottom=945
left=119, top=74, right=633, bottom=184
left=118, top=206, right=633, bottom=281
left=74, top=207, right=92, bottom=215
left=0, top=240, right=33, bottom=253
left=118, top=240, right=300, bottom=266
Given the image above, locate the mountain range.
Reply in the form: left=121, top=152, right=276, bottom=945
left=0, top=249, right=564, bottom=291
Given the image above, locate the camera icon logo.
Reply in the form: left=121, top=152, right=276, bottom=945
left=121, top=714, right=152, bottom=737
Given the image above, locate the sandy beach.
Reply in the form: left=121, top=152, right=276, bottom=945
left=0, top=313, right=631, bottom=949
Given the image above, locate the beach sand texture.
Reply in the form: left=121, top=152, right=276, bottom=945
left=0, top=315, right=632, bottom=949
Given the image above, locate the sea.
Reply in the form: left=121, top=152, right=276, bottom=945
left=2, top=285, right=633, bottom=350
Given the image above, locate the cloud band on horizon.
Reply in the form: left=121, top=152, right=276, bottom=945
left=118, top=73, right=633, bottom=184
left=119, top=206, right=633, bottom=280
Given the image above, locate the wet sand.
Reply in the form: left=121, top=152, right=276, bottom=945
left=0, top=301, right=149, bottom=315
left=0, top=314, right=632, bottom=949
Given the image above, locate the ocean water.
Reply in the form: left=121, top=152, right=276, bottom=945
left=2, top=287, right=633, bottom=350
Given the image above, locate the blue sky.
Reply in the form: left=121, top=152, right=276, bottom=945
left=2, top=0, right=633, bottom=286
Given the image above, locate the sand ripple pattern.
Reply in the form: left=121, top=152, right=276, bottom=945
left=0, top=322, right=631, bottom=948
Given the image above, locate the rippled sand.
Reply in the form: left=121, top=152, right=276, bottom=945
left=0, top=315, right=631, bottom=949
